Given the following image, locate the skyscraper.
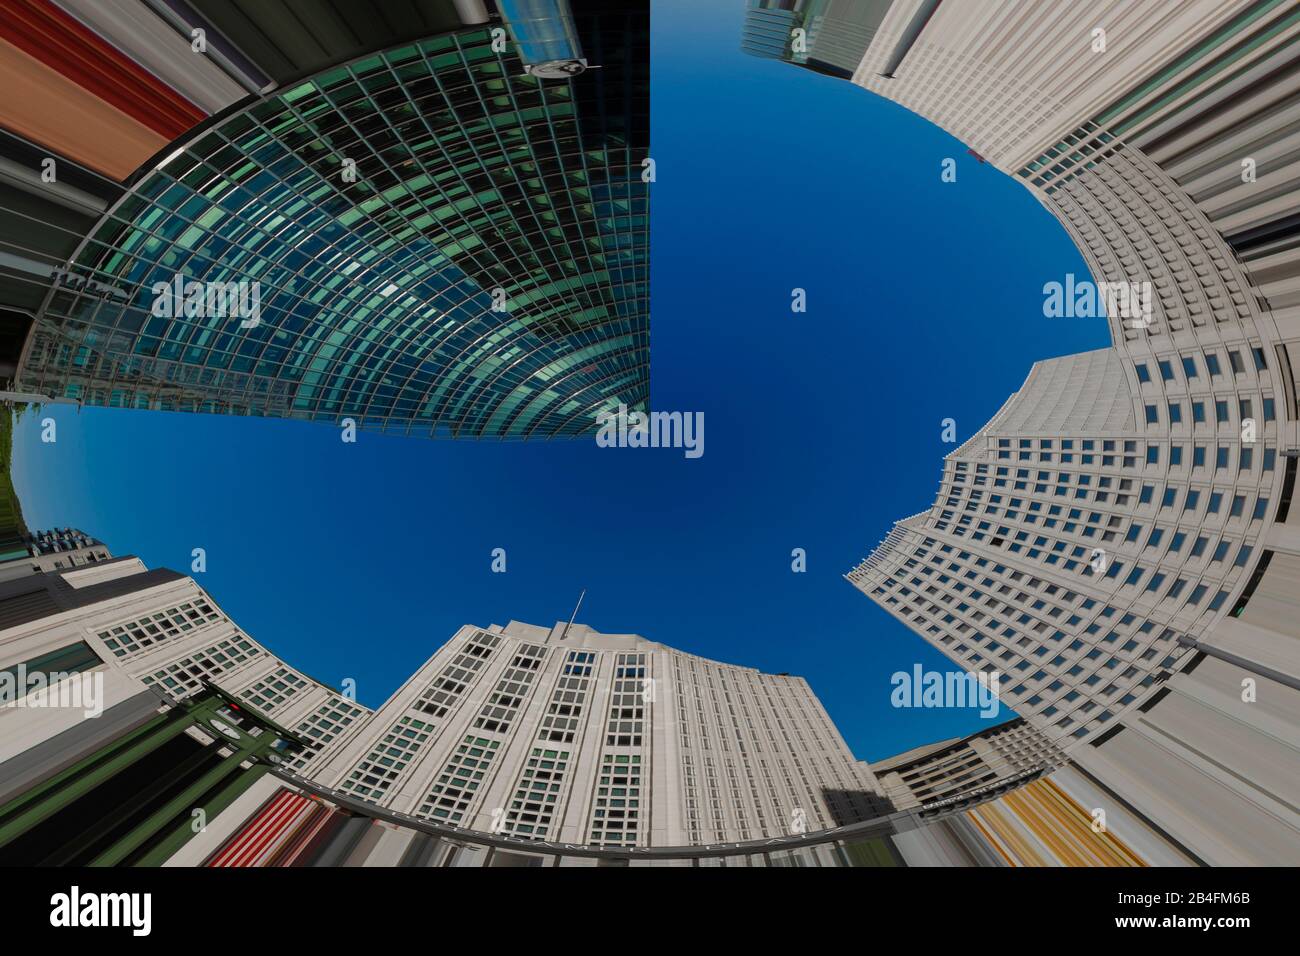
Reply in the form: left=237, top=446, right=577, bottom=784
left=1, top=0, right=649, bottom=438
left=743, top=0, right=1300, bottom=863
left=306, top=619, right=885, bottom=846
left=0, top=545, right=894, bottom=863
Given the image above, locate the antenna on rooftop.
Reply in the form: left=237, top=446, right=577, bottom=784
left=559, top=588, right=586, bottom=641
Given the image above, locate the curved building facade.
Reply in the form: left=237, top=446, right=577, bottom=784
left=0, top=534, right=1184, bottom=866
left=2, top=0, right=649, bottom=438
left=0, top=544, right=899, bottom=862
left=765, top=0, right=1300, bottom=863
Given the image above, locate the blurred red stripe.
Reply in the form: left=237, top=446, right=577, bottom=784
left=0, top=0, right=205, bottom=139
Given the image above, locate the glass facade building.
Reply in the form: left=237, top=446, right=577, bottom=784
left=17, top=3, right=649, bottom=438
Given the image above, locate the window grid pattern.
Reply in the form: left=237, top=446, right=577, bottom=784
left=501, top=747, right=570, bottom=840
left=414, top=630, right=499, bottom=719
left=473, top=642, right=546, bottom=733
left=537, top=650, right=595, bottom=744
left=240, top=665, right=308, bottom=714
left=587, top=753, right=643, bottom=847
left=22, top=18, right=648, bottom=439
left=95, top=599, right=222, bottom=658
left=140, top=635, right=260, bottom=698
left=415, top=734, right=501, bottom=824
left=287, top=695, right=370, bottom=771
left=340, top=716, right=433, bottom=800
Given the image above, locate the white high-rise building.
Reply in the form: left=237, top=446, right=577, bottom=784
left=770, top=0, right=1300, bottom=863
left=0, top=553, right=883, bottom=850
left=307, top=620, right=884, bottom=847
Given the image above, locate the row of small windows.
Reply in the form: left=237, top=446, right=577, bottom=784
left=1134, top=347, right=1267, bottom=385
left=1143, top=397, right=1275, bottom=426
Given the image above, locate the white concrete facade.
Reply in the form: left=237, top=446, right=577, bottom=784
left=828, top=0, right=1300, bottom=863
left=0, top=557, right=881, bottom=849
left=312, top=620, right=883, bottom=847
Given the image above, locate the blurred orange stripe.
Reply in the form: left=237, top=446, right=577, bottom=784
left=0, top=35, right=165, bottom=180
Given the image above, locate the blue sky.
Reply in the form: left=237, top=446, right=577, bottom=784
left=11, top=0, right=1108, bottom=762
